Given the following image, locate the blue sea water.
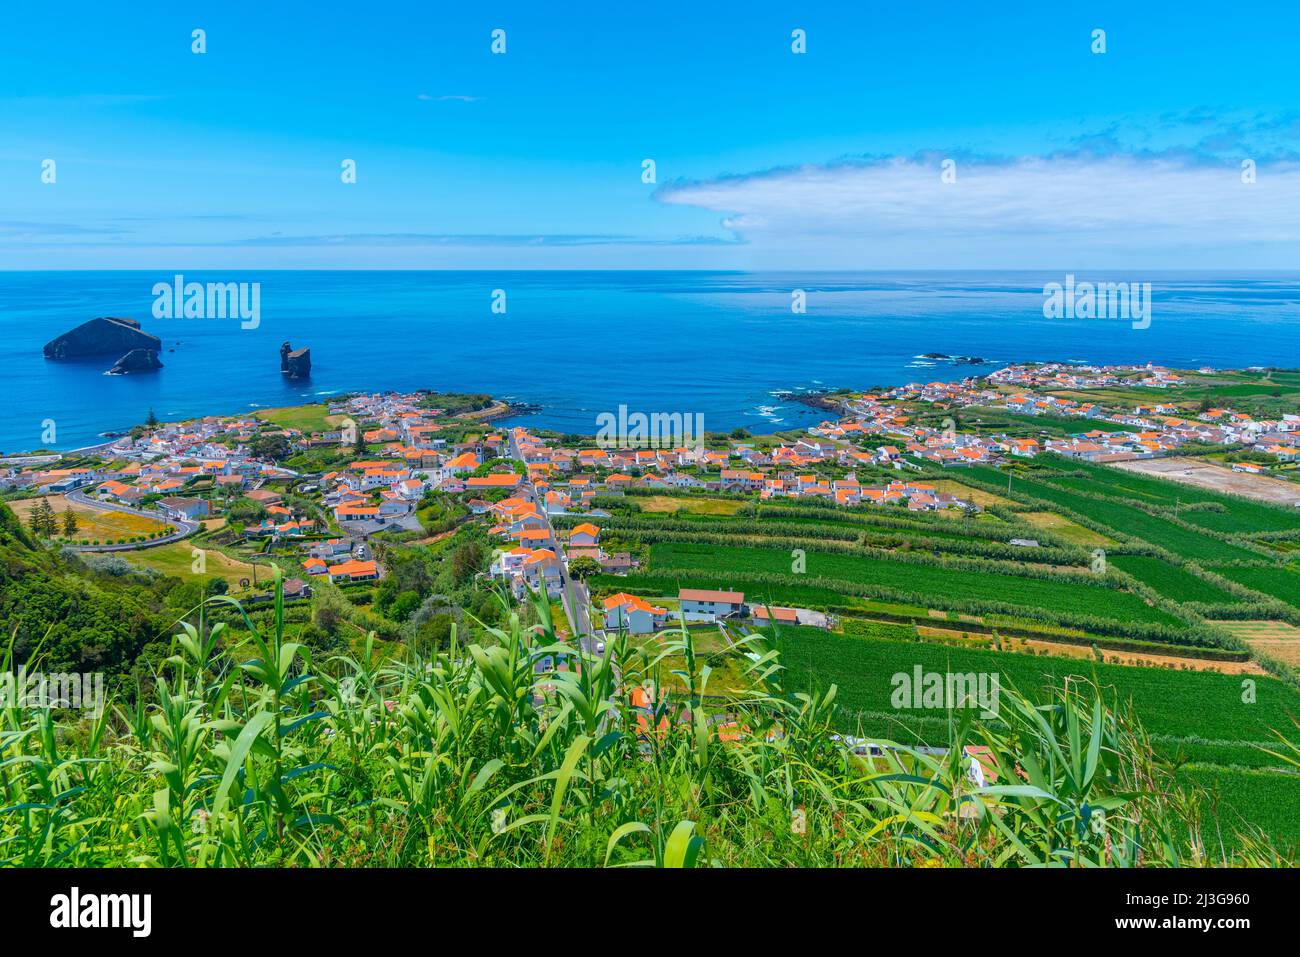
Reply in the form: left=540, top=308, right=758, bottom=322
left=2, top=270, right=1298, bottom=453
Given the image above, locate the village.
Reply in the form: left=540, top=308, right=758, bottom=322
left=2, top=362, right=1297, bottom=629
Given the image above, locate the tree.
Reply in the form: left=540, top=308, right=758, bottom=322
left=146, top=408, right=159, bottom=428
left=62, top=507, right=79, bottom=538
left=354, top=428, right=367, bottom=457
left=567, top=555, right=601, bottom=580
left=29, top=498, right=57, bottom=538
left=26, top=503, right=43, bottom=537
left=249, top=433, right=291, bottom=462
left=450, top=540, right=485, bottom=584
left=388, top=591, right=422, bottom=622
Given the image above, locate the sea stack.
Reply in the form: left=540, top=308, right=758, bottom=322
left=44, top=317, right=161, bottom=359
left=106, top=348, right=163, bottom=375
left=280, top=341, right=311, bottom=379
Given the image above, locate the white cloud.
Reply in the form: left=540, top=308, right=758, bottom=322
left=655, top=154, right=1300, bottom=267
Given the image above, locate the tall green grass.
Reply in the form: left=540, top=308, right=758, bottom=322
left=0, top=572, right=1288, bottom=867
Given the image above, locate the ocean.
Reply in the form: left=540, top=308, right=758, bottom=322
left=2, top=270, right=1299, bottom=453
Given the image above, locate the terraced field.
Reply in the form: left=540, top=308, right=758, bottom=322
left=597, top=457, right=1300, bottom=852
left=1176, top=765, right=1300, bottom=853
left=1214, top=620, right=1300, bottom=669
left=1109, top=555, right=1245, bottom=605
left=649, top=542, right=1184, bottom=627
left=1019, top=510, right=1116, bottom=546
left=769, top=625, right=1300, bottom=850
left=1209, top=564, right=1300, bottom=611
left=997, top=476, right=1264, bottom=562
left=1048, top=466, right=1300, bottom=534
left=771, top=625, right=1300, bottom=754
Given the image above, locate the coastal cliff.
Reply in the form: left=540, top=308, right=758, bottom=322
left=43, top=317, right=162, bottom=359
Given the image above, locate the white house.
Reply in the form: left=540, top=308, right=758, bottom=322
left=603, top=593, right=669, bottom=634
left=568, top=522, right=601, bottom=548
left=678, top=588, right=745, bottom=622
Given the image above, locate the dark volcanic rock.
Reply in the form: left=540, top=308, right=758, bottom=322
left=280, top=341, right=311, bottom=379
left=44, top=317, right=161, bottom=359
left=789, top=391, right=846, bottom=413
left=106, top=348, right=163, bottom=375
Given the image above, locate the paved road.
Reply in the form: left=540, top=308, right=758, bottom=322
left=64, top=489, right=198, bottom=551
left=509, top=428, right=601, bottom=648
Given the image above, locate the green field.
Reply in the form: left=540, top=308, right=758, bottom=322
left=992, top=475, right=1264, bottom=562
left=1209, top=565, right=1300, bottom=611
left=964, top=408, right=1136, bottom=435
left=1109, top=555, right=1245, bottom=605
left=1045, top=461, right=1300, bottom=534
left=649, top=542, right=1184, bottom=627
left=771, top=626, right=1299, bottom=752
left=127, top=540, right=260, bottom=591
left=1176, top=765, right=1300, bottom=853
left=254, top=403, right=347, bottom=434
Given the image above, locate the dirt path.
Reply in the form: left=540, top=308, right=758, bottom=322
left=1113, top=456, right=1300, bottom=507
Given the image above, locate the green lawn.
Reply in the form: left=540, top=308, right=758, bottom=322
left=127, top=540, right=261, bottom=592
left=254, top=403, right=347, bottom=434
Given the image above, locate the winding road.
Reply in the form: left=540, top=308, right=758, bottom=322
left=64, top=488, right=198, bottom=552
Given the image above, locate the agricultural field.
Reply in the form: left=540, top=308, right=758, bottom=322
left=637, top=494, right=746, bottom=516
left=962, top=408, right=1136, bottom=435
left=647, top=542, right=1185, bottom=628
left=1019, top=510, right=1116, bottom=546
left=994, top=475, right=1264, bottom=562
left=1175, top=766, right=1300, bottom=853
left=8, top=494, right=168, bottom=542
left=1115, top=457, right=1300, bottom=510
left=1213, top=620, right=1300, bottom=670
left=1209, top=564, right=1300, bottom=611
left=1048, top=370, right=1300, bottom=419
left=927, top=478, right=1016, bottom=506
left=769, top=625, right=1300, bottom=754
left=1034, top=457, right=1300, bottom=533
left=1109, top=555, right=1244, bottom=605
left=768, top=624, right=1300, bottom=848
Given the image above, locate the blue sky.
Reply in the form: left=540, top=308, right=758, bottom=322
left=2, top=1, right=1299, bottom=269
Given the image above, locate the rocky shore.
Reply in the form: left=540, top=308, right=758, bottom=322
left=786, top=391, right=849, bottom=414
